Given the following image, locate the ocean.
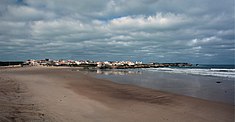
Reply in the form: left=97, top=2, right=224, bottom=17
left=144, top=64, right=235, bottom=78
left=93, top=64, right=235, bottom=105
left=0, top=61, right=24, bottom=66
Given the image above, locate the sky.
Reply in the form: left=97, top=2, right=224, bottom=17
left=0, top=0, right=234, bottom=64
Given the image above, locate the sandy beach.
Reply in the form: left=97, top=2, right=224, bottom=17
left=0, top=67, right=234, bottom=122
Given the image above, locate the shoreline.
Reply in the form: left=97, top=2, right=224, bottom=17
left=0, top=67, right=234, bottom=122
left=91, top=68, right=234, bottom=105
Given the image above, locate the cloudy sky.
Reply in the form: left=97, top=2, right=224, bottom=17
left=0, top=0, right=234, bottom=64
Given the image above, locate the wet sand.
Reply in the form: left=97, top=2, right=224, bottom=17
left=94, top=69, right=234, bottom=104
left=0, top=67, right=234, bottom=122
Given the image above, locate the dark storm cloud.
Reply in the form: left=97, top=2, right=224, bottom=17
left=0, top=0, right=234, bottom=64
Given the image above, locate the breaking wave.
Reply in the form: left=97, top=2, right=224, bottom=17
left=144, top=68, right=235, bottom=78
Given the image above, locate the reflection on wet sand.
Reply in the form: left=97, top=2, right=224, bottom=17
left=96, top=69, right=142, bottom=75
left=73, top=69, right=142, bottom=75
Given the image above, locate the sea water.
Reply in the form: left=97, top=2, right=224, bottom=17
left=144, top=64, right=235, bottom=78
left=94, top=65, right=235, bottom=105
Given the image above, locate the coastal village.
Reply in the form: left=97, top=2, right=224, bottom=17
left=23, top=59, right=193, bottom=69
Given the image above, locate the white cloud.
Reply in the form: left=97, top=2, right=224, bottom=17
left=204, top=54, right=216, bottom=57
left=4, top=5, right=56, bottom=21
left=30, top=19, right=92, bottom=40
left=107, top=13, right=189, bottom=30
left=107, top=40, right=134, bottom=46
left=188, top=36, right=219, bottom=46
left=0, top=0, right=234, bottom=63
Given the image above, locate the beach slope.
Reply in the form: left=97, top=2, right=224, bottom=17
left=0, top=67, right=234, bottom=122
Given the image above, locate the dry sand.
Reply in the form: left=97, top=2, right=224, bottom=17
left=0, top=67, right=234, bottom=122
